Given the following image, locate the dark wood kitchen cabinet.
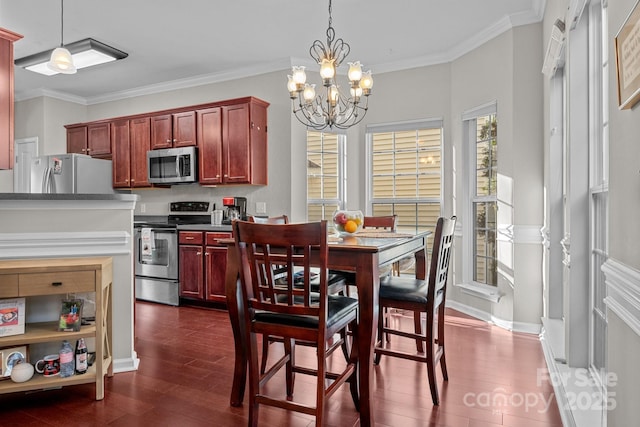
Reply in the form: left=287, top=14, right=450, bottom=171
left=66, top=123, right=111, bottom=158
left=197, top=98, right=268, bottom=185
left=66, top=125, right=88, bottom=155
left=0, top=28, right=22, bottom=170
left=196, top=107, right=223, bottom=184
left=179, top=232, right=205, bottom=300
left=150, top=111, right=196, bottom=150
left=112, top=117, right=151, bottom=188
left=204, top=232, right=231, bottom=302
left=87, top=123, right=112, bottom=157
left=178, top=230, right=231, bottom=303
left=65, top=96, right=268, bottom=186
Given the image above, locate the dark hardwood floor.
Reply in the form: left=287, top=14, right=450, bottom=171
left=0, top=302, right=564, bottom=426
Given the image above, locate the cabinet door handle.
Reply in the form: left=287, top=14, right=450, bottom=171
left=185, top=237, right=194, bottom=240
left=196, top=252, right=202, bottom=256
left=166, top=139, right=172, bottom=143
left=173, top=139, right=177, bottom=143
left=205, top=252, right=210, bottom=256
left=52, top=282, right=63, bottom=287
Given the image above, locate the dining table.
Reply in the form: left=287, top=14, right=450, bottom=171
left=223, top=228, right=430, bottom=427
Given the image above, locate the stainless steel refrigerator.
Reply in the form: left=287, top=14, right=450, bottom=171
left=29, top=153, right=114, bottom=194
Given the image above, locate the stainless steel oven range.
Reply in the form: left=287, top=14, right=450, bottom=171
left=134, top=201, right=213, bottom=306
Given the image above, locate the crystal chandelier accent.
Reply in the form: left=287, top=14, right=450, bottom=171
left=287, top=0, right=373, bottom=130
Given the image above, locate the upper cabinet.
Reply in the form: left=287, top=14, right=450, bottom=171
left=150, top=111, right=196, bottom=149
left=112, top=117, right=151, bottom=189
left=66, top=123, right=112, bottom=158
left=65, top=96, right=269, bottom=188
left=0, top=28, right=23, bottom=170
left=198, top=98, right=268, bottom=185
left=87, top=123, right=112, bottom=157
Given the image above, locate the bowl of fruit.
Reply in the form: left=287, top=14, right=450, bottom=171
left=332, top=210, right=364, bottom=235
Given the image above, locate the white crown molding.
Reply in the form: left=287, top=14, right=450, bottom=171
left=14, top=4, right=545, bottom=106
left=603, top=258, right=640, bottom=337
left=14, top=88, right=89, bottom=105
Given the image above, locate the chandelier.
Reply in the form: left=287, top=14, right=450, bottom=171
left=287, top=0, right=373, bottom=130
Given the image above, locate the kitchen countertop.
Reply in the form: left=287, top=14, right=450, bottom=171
left=0, top=193, right=138, bottom=201
left=177, top=224, right=233, bottom=232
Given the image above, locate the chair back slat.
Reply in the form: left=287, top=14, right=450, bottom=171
left=233, top=220, right=329, bottom=321
left=428, top=216, right=456, bottom=301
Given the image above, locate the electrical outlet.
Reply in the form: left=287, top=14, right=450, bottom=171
left=140, top=203, right=146, bottom=213
left=256, top=202, right=267, bottom=214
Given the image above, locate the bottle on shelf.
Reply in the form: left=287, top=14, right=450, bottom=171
left=75, top=338, right=88, bottom=375
left=59, top=340, right=75, bottom=378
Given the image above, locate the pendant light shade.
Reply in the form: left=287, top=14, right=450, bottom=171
left=47, top=46, right=76, bottom=74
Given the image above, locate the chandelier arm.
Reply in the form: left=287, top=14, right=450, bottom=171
left=292, top=95, right=327, bottom=128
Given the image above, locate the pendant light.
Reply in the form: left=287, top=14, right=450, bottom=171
left=47, top=0, right=77, bottom=74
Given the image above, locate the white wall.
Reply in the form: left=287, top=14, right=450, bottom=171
left=605, top=0, right=640, bottom=425
left=448, top=24, right=544, bottom=328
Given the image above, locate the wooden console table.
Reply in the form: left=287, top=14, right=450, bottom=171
left=0, top=257, right=113, bottom=400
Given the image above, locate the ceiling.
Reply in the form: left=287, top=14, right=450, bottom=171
left=1, top=0, right=544, bottom=104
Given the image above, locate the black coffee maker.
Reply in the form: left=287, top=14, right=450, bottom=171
left=222, top=196, right=247, bottom=224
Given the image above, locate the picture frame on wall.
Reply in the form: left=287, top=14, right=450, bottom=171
left=615, top=0, right=640, bottom=109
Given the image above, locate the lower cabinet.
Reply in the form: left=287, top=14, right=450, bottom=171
left=179, top=231, right=231, bottom=304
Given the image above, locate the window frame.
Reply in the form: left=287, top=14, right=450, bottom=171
left=306, top=130, right=347, bottom=221
left=459, top=102, right=501, bottom=298
left=364, top=118, right=444, bottom=232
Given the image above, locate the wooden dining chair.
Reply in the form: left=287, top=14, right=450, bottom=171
left=248, top=214, right=289, bottom=225
left=233, top=219, right=360, bottom=427
left=362, top=215, right=397, bottom=230
left=374, top=216, right=456, bottom=406
left=249, top=215, right=350, bottom=374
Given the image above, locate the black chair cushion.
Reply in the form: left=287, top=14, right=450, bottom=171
left=378, top=276, right=429, bottom=304
left=254, top=294, right=358, bottom=329
left=277, top=272, right=347, bottom=293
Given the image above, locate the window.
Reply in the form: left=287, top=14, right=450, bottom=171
left=589, top=0, right=608, bottom=387
left=463, top=105, right=498, bottom=287
left=366, top=120, right=443, bottom=235
left=306, top=131, right=346, bottom=223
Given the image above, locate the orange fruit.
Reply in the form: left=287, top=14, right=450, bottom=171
left=344, top=220, right=358, bottom=233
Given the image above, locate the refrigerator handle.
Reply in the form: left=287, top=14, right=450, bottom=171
left=43, top=167, right=55, bottom=194
left=41, top=167, right=49, bottom=193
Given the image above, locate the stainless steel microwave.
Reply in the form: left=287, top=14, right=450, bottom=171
left=147, top=146, right=197, bottom=184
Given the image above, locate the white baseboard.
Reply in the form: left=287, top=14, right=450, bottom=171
left=113, top=352, right=140, bottom=373
left=446, top=299, right=541, bottom=334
